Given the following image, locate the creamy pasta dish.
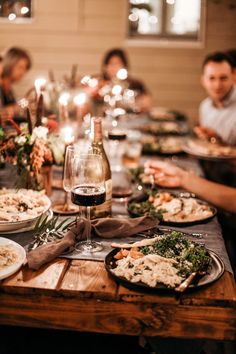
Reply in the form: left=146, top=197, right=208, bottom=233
left=0, top=189, right=50, bottom=223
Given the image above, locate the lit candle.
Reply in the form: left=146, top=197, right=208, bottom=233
left=88, top=78, right=98, bottom=88
left=58, top=92, right=70, bottom=122
left=61, top=125, right=75, bottom=146
left=73, top=92, right=87, bottom=106
left=35, top=78, right=46, bottom=99
left=73, top=92, right=87, bottom=124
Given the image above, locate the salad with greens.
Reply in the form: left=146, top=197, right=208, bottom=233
left=141, top=231, right=212, bottom=277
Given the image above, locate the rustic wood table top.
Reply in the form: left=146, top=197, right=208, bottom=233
left=0, top=159, right=235, bottom=341
left=0, top=255, right=235, bottom=340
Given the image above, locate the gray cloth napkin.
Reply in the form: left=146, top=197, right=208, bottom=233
left=27, top=216, right=159, bottom=270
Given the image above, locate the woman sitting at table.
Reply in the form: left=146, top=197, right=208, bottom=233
left=0, top=47, right=32, bottom=124
left=97, top=48, right=151, bottom=113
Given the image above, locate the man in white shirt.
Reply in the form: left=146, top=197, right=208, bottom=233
left=196, top=52, right=236, bottom=145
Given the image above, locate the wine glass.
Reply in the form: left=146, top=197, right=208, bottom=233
left=62, top=145, right=77, bottom=212
left=71, top=153, right=105, bottom=253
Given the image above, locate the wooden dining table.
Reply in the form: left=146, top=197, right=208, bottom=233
left=0, top=157, right=236, bottom=342
left=0, top=251, right=235, bottom=341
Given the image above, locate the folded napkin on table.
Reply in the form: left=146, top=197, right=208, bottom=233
left=27, top=216, right=159, bottom=270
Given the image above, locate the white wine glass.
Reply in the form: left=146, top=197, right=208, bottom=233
left=71, top=153, right=106, bottom=253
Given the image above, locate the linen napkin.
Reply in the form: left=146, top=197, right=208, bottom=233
left=27, top=216, right=159, bottom=270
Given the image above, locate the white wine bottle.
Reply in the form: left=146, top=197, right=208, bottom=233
left=90, top=117, right=112, bottom=218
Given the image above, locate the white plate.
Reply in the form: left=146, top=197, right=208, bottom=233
left=0, top=209, right=53, bottom=234
left=0, top=195, right=51, bottom=233
left=0, top=237, right=26, bottom=280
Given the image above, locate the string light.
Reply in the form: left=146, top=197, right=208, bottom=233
left=21, top=6, right=29, bottom=15
left=8, top=13, right=16, bottom=21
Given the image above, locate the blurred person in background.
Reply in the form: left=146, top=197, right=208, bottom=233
left=100, top=48, right=151, bottom=113
left=0, top=55, right=3, bottom=108
left=194, top=52, right=236, bottom=145
left=226, top=48, right=236, bottom=83
left=0, top=47, right=32, bottom=124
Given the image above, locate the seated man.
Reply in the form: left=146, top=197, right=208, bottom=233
left=226, top=48, right=236, bottom=83
left=195, top=52, right=236, bottom=145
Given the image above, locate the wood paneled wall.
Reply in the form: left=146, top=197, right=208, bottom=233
left=0, top=0, right=236, bottom=123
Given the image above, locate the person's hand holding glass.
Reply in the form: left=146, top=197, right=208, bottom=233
left=71, top=153, right=106, bottom=253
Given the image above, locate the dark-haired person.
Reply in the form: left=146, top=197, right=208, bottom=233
left=100, top=48, right=151, bottom=112
left=0, top=47, right=32, bottom=123
left=0, top=55, right=3, bottom=107
left=226, top=48, right=236, bottom=83
left=195, top=52, right=236, bottom=144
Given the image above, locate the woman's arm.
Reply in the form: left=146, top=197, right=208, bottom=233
left=181, top=170, right=236, bottom=213
left=145, top=160, right=236, bottom=213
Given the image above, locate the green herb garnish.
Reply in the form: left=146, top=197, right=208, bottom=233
left=128, top=200, right=164, bottom=220
left=140, top=231, right=212, bottom=276
left=18, top=202, right=29, bottom=211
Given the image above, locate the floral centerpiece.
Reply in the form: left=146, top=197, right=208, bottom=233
left=0, top=125, right=53, bottom=191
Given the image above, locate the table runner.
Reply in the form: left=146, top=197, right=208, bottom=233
left=1, top=198, right=233, bottom=274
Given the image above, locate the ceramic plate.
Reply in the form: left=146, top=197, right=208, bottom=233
left=127, top=191, right=217, bottom=226
left=105, top=247, right=224, bottom=293
left=0, top=237, right=26, bottom=280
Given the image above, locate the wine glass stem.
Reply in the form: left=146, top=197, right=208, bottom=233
left=86, top=206, right=91, bottom=244
left=66, top=192, right=70, bottom=210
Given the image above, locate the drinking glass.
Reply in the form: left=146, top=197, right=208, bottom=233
left=71, top=153, right=105, bottom=253
left=122, top=140, right=142, bottom=169
left=63, top=145, right=77, bottom=212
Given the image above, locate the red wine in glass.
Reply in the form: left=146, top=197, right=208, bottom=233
left=71, top=185, right=106, bottom=206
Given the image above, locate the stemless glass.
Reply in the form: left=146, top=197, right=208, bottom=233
left=71, top=153, right=106, bottom=253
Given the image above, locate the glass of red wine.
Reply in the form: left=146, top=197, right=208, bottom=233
left=71, top=153, right=105, bottom=253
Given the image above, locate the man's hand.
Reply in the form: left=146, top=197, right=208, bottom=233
left=194, top=126, right=221, bottom=142
left=144, top=160, right=187, bottom=188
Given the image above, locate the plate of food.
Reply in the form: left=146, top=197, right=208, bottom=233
left=150, top=107, right=187, bottom=122
left=183, top=139, right=236, bottom=160
left=127, top=191, right=216, bottom=226
left=140, top=122, right=189, bottom=136
left=105, top=230, right=224, bottom=293
left=0, top=189, right=51, bottom=233
left=0, top=237, right=26, bottom=280
left=129, top=166, right=159, bottom=187
left=141, top=136, right=184, bottom=155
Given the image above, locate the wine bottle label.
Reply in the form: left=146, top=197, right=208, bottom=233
left=91, top=179, right=112, bottom=218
